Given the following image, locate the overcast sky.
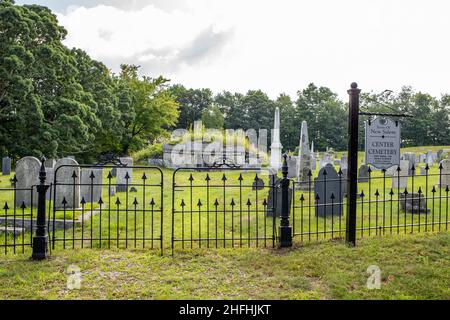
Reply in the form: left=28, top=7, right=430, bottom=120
left=16, top=0, right=450, bottom=100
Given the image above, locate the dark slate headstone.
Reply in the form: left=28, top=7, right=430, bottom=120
left=130, top=187, right=138, bottom=192
left=2, top=157, right=11, bottom=175
left=314, top=164, right=343, bottom=217
left=266, top=175, right=292, bottom=217
left=111, top=167, right=117, bottom=177
left=399, top=193, right=430, bottom=214
left=252, top=177, right=265, bottom=190
left=358, top=164, right=370, bottom=183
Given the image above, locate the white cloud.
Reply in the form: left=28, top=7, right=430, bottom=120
left=54, top=0, right=450, bottom=99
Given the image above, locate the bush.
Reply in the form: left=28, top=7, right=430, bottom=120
left=132, top=143, right=164, bottom=162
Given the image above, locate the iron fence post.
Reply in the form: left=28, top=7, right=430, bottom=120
left=279, top=154, right=292, bottom=247
left=32, top=157, right=50, bottom=260
left=346, top=82, right=361, bottom=246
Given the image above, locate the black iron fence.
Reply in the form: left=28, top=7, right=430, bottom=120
left=0, top=181, right=35, bottom=254
left=50, top=164, right=164, bottom=253
left=171, top=165, right=278, bottom=253
left=291, top=163, right=449, bottom=242
left=1, top=155, right=449, bottom=258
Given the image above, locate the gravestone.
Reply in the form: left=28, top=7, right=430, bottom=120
left=358, top=165, right=370, bottom=183
left=54, top=158, right=80, bottom=209
left=111, top=167, right=117, bottom=177
left=44, top=158, right=56, bottom=168
left=15, top=157, right=41, bottom=207
left=438, top=159, right=450, bottom=188
left=391, top=160, right=409, bottom=189
left=108, top=186, right=116, bottom=197
left=419, top=154, right=426, bottom=163
left=426, top=151, right=435, bottom=167
left=252, top=177, right=265, bottom=190
left=386, top=165, right=397, bottom=176
left=437, top=149, right=444, bottom=160
left=419, top=167, right=426, bottom=175
left=287, top=156, right=298, bottom=179
left=2, top=157, right=11, bottom=175
left=399, top=193, right=430, bottom=214
left=130, top=187, right=138, bottom=193
left=340, top=156, right=348, bottom=171
left=314, top=164, right=343, bottom=217
left=267, top=177, right=292, bottom=217
left=80, top=168, right=103, bottom=203
left=334, top=160, right=341, bottom=166
left=117, top=157, right=133, bottom=192
left=45, top=168, right=54, bottom=200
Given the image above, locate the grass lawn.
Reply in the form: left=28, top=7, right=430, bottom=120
left=0, top=232, right=448, bottom=300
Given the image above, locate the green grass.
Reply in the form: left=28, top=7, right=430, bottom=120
left=0, top=232, right=448, bottom=299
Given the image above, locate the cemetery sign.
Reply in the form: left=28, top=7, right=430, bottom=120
left=365, top=117, right=400, bottom=170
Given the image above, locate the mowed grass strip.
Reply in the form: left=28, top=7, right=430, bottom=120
left=0, top=232, right=448, bottom=300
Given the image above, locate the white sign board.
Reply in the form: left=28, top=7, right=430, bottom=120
left=365, top=117, right=400, bottom=170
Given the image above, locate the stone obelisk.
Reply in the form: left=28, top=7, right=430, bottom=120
left=297, top=121, right=311, bottom=187
left=310, top=140, right=316, bottom=171
left=270, top=107, right=283, bottom=172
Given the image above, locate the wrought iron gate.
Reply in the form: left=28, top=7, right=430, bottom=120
left=171, top=165, right=278, bottom=253
left=51, top=162, right=164, bottom=253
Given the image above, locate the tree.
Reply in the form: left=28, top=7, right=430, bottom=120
left=115, top=65, right=179, bottom=155
left=170, top=85, right=213, bottom=129
left=201, top=105, right=224, bottom=129
left=0, top=1, right=102, bottom=160
left=276, top=94, right=298, bottom=152
left=296, top=83, right=347, bottom=151
left=215, top=91, right=245, bottom=129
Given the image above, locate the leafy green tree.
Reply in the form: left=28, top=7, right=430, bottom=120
left=296, top=83, right=347, bottom=151
left=201, top=105, right=224, bottom=129
left=276, top=94, right=298, bottom=152
left=170, top=85, right=213, bottom=129
left=115, top=65, right=179, bottom=155
left=215, top=91, right=245, bottom=129
left=0, top=0, right=101, bottom=160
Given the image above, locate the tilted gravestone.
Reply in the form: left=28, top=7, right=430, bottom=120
left=266, top=175, right=292, bottom=217
left=252, top=177, right=265, bottom=190
left=438, top=159, right=450, bottom=188
left=358, top=164, right=370, bottom=183
left=314, top=164, right=343, bottom=217
left=15, top=157, right=41, bottom=207
left=117, top=157, right=133, bottom=192
left=80, top=168, right=103, bottom=204
left=2, top=157, right=11, bottom=175
left=54, top=158, right=80, bottom=209
left=391, top=160, right=409, bottom=189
